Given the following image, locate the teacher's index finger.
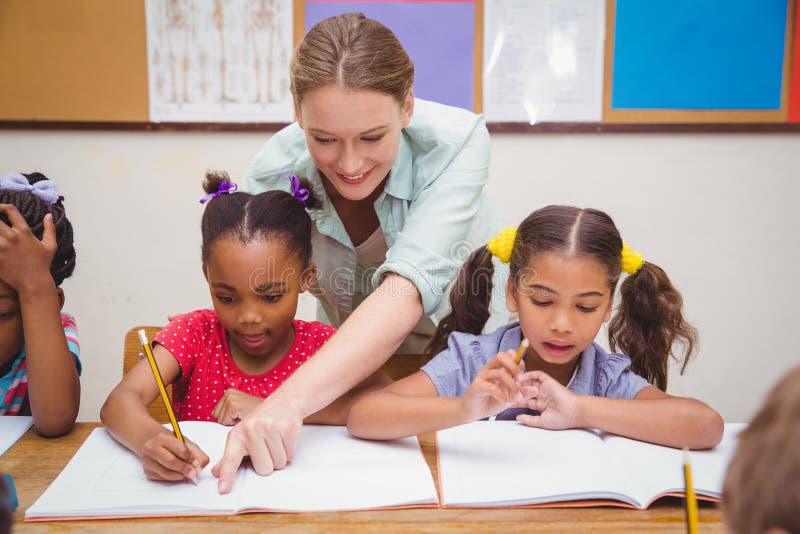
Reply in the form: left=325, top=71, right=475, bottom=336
left=212, top=428, right=247, bottom=494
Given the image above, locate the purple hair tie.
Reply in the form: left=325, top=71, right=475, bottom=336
left=0, top=172, right=60, bottom=204
left=290, top=175, right=309, bottom=204
left=199, top=181, right=238, bottom=204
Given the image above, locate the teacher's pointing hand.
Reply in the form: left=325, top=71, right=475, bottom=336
left=212, top=395, right=303, bottom=493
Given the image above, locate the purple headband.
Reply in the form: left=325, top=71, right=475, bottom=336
left=199, top=180, right=238, bottom=204
left=290, top=175, right=309, bottom=204
left=0, top=172, right=60, bottom=204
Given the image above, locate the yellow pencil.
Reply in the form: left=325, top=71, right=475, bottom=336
left=139, top=329, right=184, bottom=442
left=139, top=329, right=197, bottom=484
left=514, top=338, right=529, bottom=364
left=683, top=446, right=699, bottom=534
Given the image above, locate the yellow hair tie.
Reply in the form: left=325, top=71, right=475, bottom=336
left=621, top=242, right=645, bottom=275
left=487, top=227, right=517, bottom=264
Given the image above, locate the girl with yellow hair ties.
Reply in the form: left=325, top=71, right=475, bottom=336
left=348, top=205, right=723, bottom=449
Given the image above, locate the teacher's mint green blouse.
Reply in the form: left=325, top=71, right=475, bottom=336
left=244, top=98, right=509, bottom=348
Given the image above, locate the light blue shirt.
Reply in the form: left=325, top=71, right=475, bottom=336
left=244, top=98, right=509, bottom=331
left=422, top=322, right=650, bottom=420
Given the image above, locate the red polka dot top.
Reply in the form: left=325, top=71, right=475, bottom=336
left=154, top=309, right=335, bottom=422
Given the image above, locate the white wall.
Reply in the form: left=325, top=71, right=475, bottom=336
left=1, top=130, right=798, bottom=423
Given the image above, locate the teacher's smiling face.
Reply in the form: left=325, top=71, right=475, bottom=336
left=296, top=84, right=414, bottom=202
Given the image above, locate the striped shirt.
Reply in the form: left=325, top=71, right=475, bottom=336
left=0, top=312, right=81, bottom=416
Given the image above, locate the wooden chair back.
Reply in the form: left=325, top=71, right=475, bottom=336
left=123, top=325, right=169, bottom=423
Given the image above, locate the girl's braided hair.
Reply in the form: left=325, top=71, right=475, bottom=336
left=0, top=172, right=76, bottom=285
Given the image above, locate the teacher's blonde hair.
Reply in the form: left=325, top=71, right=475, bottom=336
left=291, top=12, right=414, bottom=105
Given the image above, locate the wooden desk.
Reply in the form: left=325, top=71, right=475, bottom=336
left=1, top=424, right=725, bottom=533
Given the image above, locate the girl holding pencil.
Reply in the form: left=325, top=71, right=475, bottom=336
left=347, top=206, right=724, bottom=449
left=101, top=173, right=387, bottom=483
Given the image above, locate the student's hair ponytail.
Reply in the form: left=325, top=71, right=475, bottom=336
left=609, top=261, right=697, bottom=391
left=426, top=247, right=495, bottom=356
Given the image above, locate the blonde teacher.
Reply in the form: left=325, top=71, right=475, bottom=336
left=213, top=12, right=506, bottom=492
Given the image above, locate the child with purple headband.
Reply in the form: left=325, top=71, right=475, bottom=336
left=0, top=172, right=81, bottom=437
left=102, top=172, right=388, bottom=483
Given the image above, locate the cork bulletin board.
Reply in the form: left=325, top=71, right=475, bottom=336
left=0, top=0, right=797, bottom=132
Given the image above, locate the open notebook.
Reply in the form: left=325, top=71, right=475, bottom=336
left=26, top=422, right=438, bottom=520
left=436, top=421, right=744, bottom=509
left=0, top=416, right=33, bottom=456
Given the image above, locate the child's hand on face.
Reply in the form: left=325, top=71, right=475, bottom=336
left=460, top=349, right=529, bottom=422
left=212, top=389, right=263, bottom=426
left=140, top=430, right=209, bottom=483
left=514, top=370, right=580, bottom=430
left=0, top=205, right=56, bottom=293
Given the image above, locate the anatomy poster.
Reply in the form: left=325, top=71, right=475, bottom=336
left=146, top=0, right=294, bottom=122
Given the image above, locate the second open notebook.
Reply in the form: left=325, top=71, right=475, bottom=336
left=25, top=422, right=438, bottom=520
left=436, top=421, right=744, bottom=509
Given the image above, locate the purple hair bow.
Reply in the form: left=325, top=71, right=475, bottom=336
left=290, top=175, right=309, bottom=204
left=0, top=172, right=60, bottom=204
left=199, top=181, right=238, bottom=204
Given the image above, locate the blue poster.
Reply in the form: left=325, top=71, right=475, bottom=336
left=612, top=0, right=789, bottom=110
left=305, top=1, right=475, bottom=111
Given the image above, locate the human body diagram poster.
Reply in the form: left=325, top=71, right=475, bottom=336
left=145, top=0, right=294, bottom=122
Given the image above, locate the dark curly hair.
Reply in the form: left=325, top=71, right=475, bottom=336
left=0, top=172, right=76, bottom=286
left=200, top=171, right=321, bottom=268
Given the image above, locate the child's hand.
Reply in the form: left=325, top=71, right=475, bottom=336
left=212, top=389, right=263, bottom=426
left=515, top=370, right=580, bottom=430
left=0, top=205, right=56, bottom=293
left=460, top=349, right=527, bottom=422
left=140, top=430, right=209, bottom=483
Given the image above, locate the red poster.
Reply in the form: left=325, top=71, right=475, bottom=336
left=789, top=0, right=800, bottom=121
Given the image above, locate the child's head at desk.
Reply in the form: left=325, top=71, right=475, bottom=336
left=723, top=365, right=800, bottom=534
left=0, top=172, right=76, bottom=402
